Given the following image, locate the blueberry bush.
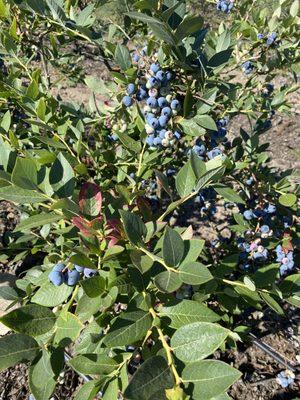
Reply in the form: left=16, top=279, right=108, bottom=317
left=0, top=0, right=299, bottom=399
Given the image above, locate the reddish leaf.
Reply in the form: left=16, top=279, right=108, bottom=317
left=72, top=216, right=93, bottom=236
left=79, top=183, right=102, bottom=216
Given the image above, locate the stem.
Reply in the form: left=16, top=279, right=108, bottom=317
left=149, top=308, right=182, bottom=386
left=138, top=246, right=178, bottom=273
left=221, top=278, right=270, bottom=293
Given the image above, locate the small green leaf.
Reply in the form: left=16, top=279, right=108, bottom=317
left=0, top=304, right=56, bottom=337
left=120, top=210, right=147, bottom=246
left=32, top=282, right=73, bottom=307
left=175, top=160, right=196, bottom=197
left=194, top=115, right=217, bottom=131
left=80, top=275, right=106, bottom=298
left=103, top=311, right=152, bottom=347
left=117, top=132, right=141, bottom=153
left=0, top=334, right=40, bottom=371
left=171, top=322, right=228, bottom=363
left=278, top=193, right=297, bottom=207
left=29, top=350, right=56, bottom=400
left=182, top=360, right=241, bottom=399
left=49, top=153, right=75, bottom=198
left=11, top=158, right=38, bottom=190
left=14, top=213, right=62, bottom=232
left=163, top=227, right=184, bottom=267
left=69, top=354, right=118, bottom=375
left=115, top=44, right=132, bottom=71
left=179, top=262, right=213, bottom=285
left=124, top=356, right=174, bottom=400
left=154, top=270, right=182, bottom=293
left=214, top=184, right=245, bottom=204
left=54, top=312, right=83, bottom=345
left=160, top=300, right=220, bottom=329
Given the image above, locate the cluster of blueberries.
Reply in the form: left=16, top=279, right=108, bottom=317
left=257, top=32, right=278, bottom=46
left=122, top=54, right=182, bottom=148
left=243, top=203, right=276, bottom=221
left=216, top=0, right=234, bottom=13
left=190, top=118, right=229, bottom=161
left=242, top=61, right=254, bottom=75
left=276, top=245, right=294, bottom=275
left=49, top=263, right=97, bottom=286
left=195, top=188, right=217, bottom=216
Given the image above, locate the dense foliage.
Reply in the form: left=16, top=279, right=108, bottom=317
left=0, top=0, right=299, bottom=399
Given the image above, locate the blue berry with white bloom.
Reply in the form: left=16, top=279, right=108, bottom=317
left=158, top=97, right=168, bottom=108
left=260, top=225, right=270, bottom=233
left=148, top=117, right=159, bottom=129
left=243, top=210, right=254, bottom=220
left=156, top=70, right=165, bottom=81
left=159, top=115, right=169, bottom=127
left=161, top=106, right=171, bottom=117
left=170, top=99, right=180, bottom=110
left=126, top=83, right=136, bottom=95
left=123, top=95, right=133, bottom=107
left=150, top=63, right=160, bottom=74
left=147, top=97, right=158, bottom=108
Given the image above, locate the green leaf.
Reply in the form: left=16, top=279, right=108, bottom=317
left=182, top=360, right=241, bottom=399
left=155, top=170, right=172, bottom=198
left=117, top=132, right=141, bottom=153
left=69, top=354, right=118, bottom=375
left=115, top=44, right=132, bottom=71
left=54, top=311, right=83, bottom=345
left=11, top=158, right=38, bottom=190
left=190, top=151, right=206, bottom=180
left=181, top=238, right=205, bottom=264
left=195, top=167, right=224, bottom=192
left=49, top=152, right=75, bottom=198
left=74, top=380, right=103, bottom=400
left=29, top=350, right=56, bottom=400
left=80, top=275, right=106, bottom=298
left=175, top=160, right=196, bottom=197
left=179, top=262, right=213, bottom=285
left=1, top=110, right=11, bottom=132
left=103, top=311, right=152, bottom=347
left=259, top=292, right=284, bottom=315
left=0, top=185, right=48, bottom=204
left=120, top=210, right=146, bottom=246
left=14, top=213, right=62, bottom=232
left=171, top=322, right=228, bottom=362
left=154, top=270, right=182, bottom=293
left=124, top=356, right=174, bottom=400
left=214, top=184, right=245, bottom=204
left=0, top=286, right=21, bottom=301
left=0, top=304, right=56, bottom=337
left=32, top=282, right=73, bottom=307
left=278, top=193, right=297, bottom=207
left=130, top=250, right=154, bottom=274
left=36, top=98, right=46, bottom=121
left=175, top=15, right=203, bottom=42
left=160, top=300, right=220, bottom=329
left=0, top=334, right=40, bottom=372
left=290, top=0, right=299, bottom=17
left=163, top=226, right=184, bottom=267
left=180, top=118, right=205, bottom=136
left=194, top=115, right=217, bottom=131
left=280, top=274, right=300, bottom=296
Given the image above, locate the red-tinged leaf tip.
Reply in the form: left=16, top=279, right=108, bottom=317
left=79, top=182, right=102, bottom=216
left=72, top=216, right=93, bottom=236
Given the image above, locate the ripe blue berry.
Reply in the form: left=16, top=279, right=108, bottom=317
left=53, top=263, right=65, bottom=272
left=207, top=148, right=222, bottom=159
left=148, top=117, right=159, bottom=129
left=150, top=63, right=160, bottom=74
left=161, top=107, right=171, bottom=117
left=156, top=70, right=165, bottom=81
left=153, top=137, right=162, bottom=146
left=74, top=265, right=84, bottom=273
left=123, top=95, right=133, bottom=107
left=84, top=268, right=97, bottom=278
left=174, top=131, right=181, bottom=140
left=157, top=97, right=168, bottom=108
left=159, top=129, right=167, bottom=139
left=170, top=99, right=180, bottom=110
left=126, top=83, right=136, bottom=95
left=159, top=115, right=168, bottom=127
left=146, top=135, right=155, bottom=146
left=257, top=33, right=264, bottom=40
left=147, top=97, right=158, bottom=108
left=243, top=210, right=254, bottom=220
left=148, top=76, right=159, bottom=88
left=260, top=225, right=270, bottom=233
left=49, top=270, right=63, bottom=286
left=66, top=269, right=81, bottom=286
left=136, top=88, right=147, bottom=101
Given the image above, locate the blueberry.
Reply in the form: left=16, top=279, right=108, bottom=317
left=53, top=263, right=65, bottom=272
left=147, top=97, right=158, bottom=108
left=84, top=268, right=97, bottom=278
left=150, top=63, right=160, bottom=74
left=159, top=129, right=167, bottom=139
left=156, top=70, right=165, bottom=81
left=257, top=33, right=264, bottom=39
left=243, top=210, right=254, bottom=220
left=66, top=269, right=81, bottom=286
left=174, top=131, right=181, bottom=140
left=260, top=225, right=270, bottom=233
left=159, top=115, right=169, bottom=127
left=157, top=97, right=168, bottom=108
left=207, top=148, right=222, bottom=159
left=132, top=53, right=140, bottom=62
left=123, top=95, right=133, bottom=107
left=136, top=88, right=147, bottom=101
left=146, top=113, right=155, bottom=123
left=170, top=99, right=180, bottom=110
left=126, top=84, right=136, bottom=95
left=153, top=137, right=162, bottom=146
left=165, top=71, right=172, bottom=81
left=74, top=265, right=84, bottom=273
left=49, top=270, right=63, bottom=286
left=148, top=117, right=159, bottom=129
left=264, top=204, right=276, bottom=214
left=146, top=135, right=155, bottom=146
left=148, top=76, right=159, bottom=88
left=161, top=106, right=171, bottom=117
